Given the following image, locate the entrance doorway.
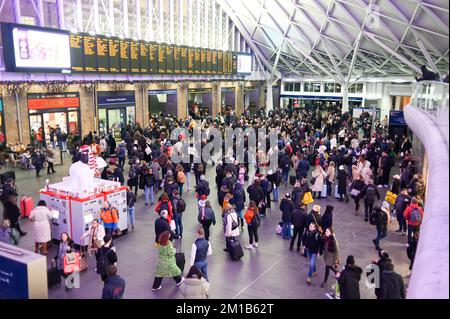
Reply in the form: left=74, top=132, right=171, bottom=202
left=29, top=110, right=80, bottom=146
left=99, top=108, right=128, bottom=140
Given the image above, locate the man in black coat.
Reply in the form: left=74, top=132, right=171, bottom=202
left=195, top=175, right=210, bottom=198
left=247, top=180, right=265, bottom=214
left=338, top=255, right=363, bottom=299
left=154, top=210, right=180, bottom=243
left=361, top=179, right=381, bottom=222
left=279, top=193, right=295, bottom=240
left=290, top=203, right=307, bottom=252
left=377, top=260, right=406, bottom=299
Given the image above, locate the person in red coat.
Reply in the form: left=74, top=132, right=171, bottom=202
left=403, top=198, right=424, bottom=244
left=155, top=193, right=173, bottom=223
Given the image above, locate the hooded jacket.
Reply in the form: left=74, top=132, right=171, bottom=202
left=403, top=203, right=424, bottom=227
left=338, top=265, right=363, bottom=299
left=102, top=275, right=126, bottom=299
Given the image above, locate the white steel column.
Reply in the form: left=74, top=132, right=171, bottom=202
left=266, top=81, right=273, bottom=114
left=93, top=0, right=100, bottom=33
left=225, top=16, right=229, bottom=50
left=196, top=0, right=201, bottom=47
left=218, top=6, right=223, bottom=49
left=231, top=23, right=235, bottom=51
left=188, top=0, right=193, bottom=46
left=136, top=0, right=142, bottom=39
left=212, top=0, right=216, bottom=48
left=236, top=28, right=241, bottom=52
left=204, top=0, right=209, bottom=48
left=109, top=0, right=115, bottom=36
left=342, top=83, right=349, bottom=113
left=123, top=0, right=129, bottom=38
left=57, top=0, right=65, bottom=29
left=179, top=0, right=184, bottom=44
left=159, top=0, right=164, bottom=42
left=169, top=0, right=174, bottom=43
left=37, top=0, right=45, bottom=26
left=76, top=0, right=83, bottom=31
left=13, top=0, right=21, bottom=23
left=147, top=0, right=153, bottom=40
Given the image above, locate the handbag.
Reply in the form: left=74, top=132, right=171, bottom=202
left=170, top=219, right=176, bottom=231
left=63, top=252, right=80, bottom=274
left=79, top=247, right=88, bottom=272
left=350, top=188, right=360, bottom=197
left=302, top=191, right=314, bottom=205
left=310, top=177, right=317, bottom=185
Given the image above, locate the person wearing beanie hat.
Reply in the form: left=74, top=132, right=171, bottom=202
left=338, top=255, right=363, bottom=299
left=336, top=164, right=349, bottom=202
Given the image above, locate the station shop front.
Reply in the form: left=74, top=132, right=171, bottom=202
left=221, top=87, right=236, bottom=113
left=189, top=89, right=213, bottom=118
left=27, top=92, right=81, bottom=146
left=148, top=89, right=178, bottom=118
left=280, top=95, right=363, bottom=113
left=97, top=91, right=136, bottom=139
left=244, top=87, right=259, bottom=113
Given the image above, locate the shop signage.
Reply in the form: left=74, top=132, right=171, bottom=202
left=389, top=110, right=407, bottom=126
left=97, top=95, right=136, bottom=106
left=27, top=93, right=80, bottom=110
left=148, top=90, right=178, bottom=95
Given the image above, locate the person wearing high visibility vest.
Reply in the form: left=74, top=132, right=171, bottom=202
left=100, top=201, right=119, bottom=236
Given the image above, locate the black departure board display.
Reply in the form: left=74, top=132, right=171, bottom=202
left=206, top=50, right=212, bottom=75
left=222, top=51, right=229, bottom=75
left=217, top=50, right=223, bottom=75
left=166, top=45, right=174, bottom=74
left=69, top=34, right=84, bottom=72
left=83, top=35, right=97, bottom=72
left=139, top=42, right=149, bottom=73
left=181, top=46, right=188, bottom=74
left=96, top=36, right=109, bottom=72
left=200, top=49, right=207, bottom=75
left=194, top=49, right=201, bottom=75
left=188, top=47, right=195, bottom=74
left=158, top=44, right=166, bottom=74
left=149, top=43, right=158, bottom=74
left=119, top=40, right=130, bottom=73
left=173, top=46, right=181, bottom=75
left=130, top=40, right=140, bottom=73
left=108, top=38, right=120, bottom=73
left=211, top=50, right=217, bottom=75
left=227, top=52, right=233, bottom=74
left=232, top=53, right=238, bottom=75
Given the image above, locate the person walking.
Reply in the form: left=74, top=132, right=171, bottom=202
left=172, top=190, right=186, bottom=237
left=377, top=259, right=406, bottom=299
left=289, top=202, right=307, bottom=252
left=80, top=219, right=105, bottom=257
left=243, top=201, right=261, bottom=250
left=46, top=146, right=57, bottom=174
left=280, top=193, right=295, bottom=240
left=189, top=229, right=212, bottom=281
left=337, top=255, right=363, bottom=299
left=372, top=202, right=391, bottom=251
left=349, top=173, right=365, bottom=214
left=126, top=186, right=136, bottom=230
left=302, top=222, right=323, bottom=285
left=152, top=231, right=184, bottom=291
left=2, top=194, right=26, bottom=236
left=96, top=235, right=118, bottom=282
left=403, top=198, right=424, bottom=244
left=179, top=265, right=210, bottom=299
left=361, top=179, right=381, bottom=222
left=101, top=265, right=126, bottom=299
left=53, top=232, right=75, bottom=283
left=154, top=210, right=180, bottom=244
left=320, top=227, right=340, bottom=288
left=197, top=200, right=216, bottom=241
left=321, top=205, right=334, bottom=231
left=28, top=200, right=52, bottom=254
left=337, top=166, right=349, bottom=202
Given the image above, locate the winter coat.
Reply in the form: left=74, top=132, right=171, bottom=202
left=102, top=275, right=126, bottom=299
left=338, top=265, right=363, bottom=299
left=164, top=181, right=179, bottom=200
left=82, top=224, right=106, bottom=251
left=297, top=160, right=310, bottom=179
left=291, top=207, right=307, bottom=229
left=179, top=277, right=210, bottom=299
left=311, top=167, right=326, bottom=192
left=291, top=187, right=304, bottom=207
left=224, top=208, right=240, bottom=237
left=322, top=236, right=340, bottom=267
left=403, top=204, right=424, bottom=227
left=29, top=206, right=52, bottom=243
left=322, top=212, right=333, bottom=231
left=280, top=199, right=295, bottom=223
left=326, top=166, right=336, bottom=183
left=154, top=217, right=179, bottom=243
left=198, top=206, right=216, bottom=224
left=394, top=194, right=411, bottom=213
left=195, top=181, right=210, bottom=198
left=305, top=211, right=323, bottom=229
left=302, top=230, right=322, bottom=254
left=378, top=270, right=406, bottom=299
left=247, top=184, right=265, bottom=204
left=232, top=184, right=246, bottom=212
left=3, top=201, right=20, bottom=225
left=361, top=184, right=380, bottom=204
left=155, top=242, right=182, bottom=278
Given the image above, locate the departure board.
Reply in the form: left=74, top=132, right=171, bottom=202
left=227, top=52, right=233, bottom=74
left=200, top=49, right=207, bottom=75
left=222, top=51, right=228, bottom=75
left=96, top=36, right=109, bottom=72
left=139, top=42, right=149, bottom=73
left=83, top=35, right=97, bottom=72
left=119, top=40, right=130, bottom=73
left=211, top=50, right=217, bottom=75
left=180, top=46, right=188, bottom=74
left=129, top=40, right=140, bottom=73
left=188, top=47, right=195, bottom=74
left=194, top=49, right=201, bottom=74
left=206, top=50, right=212, bottom=75
left=158, top=44, right=167, bottom=74
left=149, top=43, right=158, bottom=74
left=166, top=45, right=174, bottom=74
left=232, top=52, right=238, bottom=75
left=217, top=50, right=223, bottom=75
left=108, top=38, right=120, bottom=73
left=173, top=45, right=181, bottom=74
left=69, top=34, right=84, bottom=72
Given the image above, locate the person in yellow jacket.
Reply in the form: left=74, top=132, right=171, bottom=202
left=100, top=201, right=119, bottom=236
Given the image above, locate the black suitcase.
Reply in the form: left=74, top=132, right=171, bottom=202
left=289, top=176, right=296, bottom=186
left=47, top=264, right=61, bottom=289
left=228, top=238, right=244, bottom=261
left=175, top=240, right=185, bottom=273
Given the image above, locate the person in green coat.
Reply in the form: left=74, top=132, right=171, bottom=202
left=152, top=231, right=184, bottom=291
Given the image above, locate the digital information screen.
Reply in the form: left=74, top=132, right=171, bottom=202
left=217, top=50, right=223, bottom=75
left=211, top=50, right=217, bottom=75
left=237, top=53, right=252, bottom=74
left=206, top=50, right=212, bottom=75
left=173, top=45, right=181, bottom=75
left=69, top=34, right=84, bottom=72
left=222, top=51, right=229, bottom=75
left=139, top=42, right=149, bottom=73
left=180, top=46, right=188, bottom=74
left=119, top=40, right=130, bottom=73
left=149, top=43, right=158, bottom=74
left=188, top=47, right=195, bottom=74
left=108, top=38, right=120, bottom=73
left=201, top=49, right=207, bottom=75
left=158, top=44, right=167, bottom=74
left=166, top=44, right=174, bottom=74
left=194, top=49, right=201, bottom=75
left=232, top=53, right=238, bottom=75
left=83, top=35, right=97, bottom=72
left=96, top=36, right=109, bottom=72
left=130, top=40, right=140, bottom=73
left=227, top=52, right=233, bottom=74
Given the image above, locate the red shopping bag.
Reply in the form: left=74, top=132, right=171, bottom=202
left=63, top=252, right=81, bottom=274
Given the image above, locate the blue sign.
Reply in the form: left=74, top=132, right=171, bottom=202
left=280, top=95, right=363, bottom=102
left=0, top=255, right=29, bottom=299
left=148, top=90, right=178, bottom=95
left=389, top=110, right=407, bottom=126
left=97, top=95, right=135, bottom=106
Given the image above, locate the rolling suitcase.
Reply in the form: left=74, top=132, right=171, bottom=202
left=228, top=238, right=244, bottom=261
left=47, top=261, right=61, bottom=289
left=20, top=196, right=34, bottom=218
left=175, top=240, right=185, bottom=273
left=289, top=176, right=296, bottom=186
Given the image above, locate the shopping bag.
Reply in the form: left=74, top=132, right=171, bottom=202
left=302, top=192, right=314, bottom=205
left=321, top=184, right=327, bottom=198
left=63, top=252, right=80, bottom=274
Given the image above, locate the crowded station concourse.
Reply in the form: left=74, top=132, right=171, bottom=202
left=0, top=0, right=448, bottom=302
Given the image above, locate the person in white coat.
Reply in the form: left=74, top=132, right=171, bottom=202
left=29, top=200, right=52, bottom=254
left=81, top=219, right=106, bottom=256
left=179, top=266, right=210, bottom=299
left=311, top=165, right=326, bottom=199
left=223, top=204, right=240, bottom=252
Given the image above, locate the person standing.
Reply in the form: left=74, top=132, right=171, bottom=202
left=372, top=203, right=391, bottom=251
left=337, top=165, right=349, bottom=202
left=99, top=201, right=119, bottom=237
left=2, top=194, right=26, bottom=236
left=407, top=232, right=419, bottom=272
left=46, top=146, right=57, bottom=174
left=320, top=228, right=340, bottom=288
left=189, top=229, right=212, bottom=281
left=197, top=200, right=216, bottom=241
left=223, top=204, right=240, bottom=252
left=172, top=190, right=186, bottom=237
left=302, top=223, right=323, bottom=285
left=96, top=235, right=118, bottom=282
left=394, top=188, right=411, bottom=235
left=152, top=231, right=184, bottom=291
left=280, top=193, right=295, bottom=240
left=349, top=173, right=365, bottom=214
left=361, top=179, right=381, bottom=222
left=311, top=165, right=326, bottom=199
left=232, top=182, right=246, bottom=228
left=53, top=232, right=75, bottom=283
left=154, top=210, right=180, bottom=243
left=290, top=202, right=307, bottom=252
left=321, top=205, right=334, bottom=232
left=28, top=200, right=52, bottom=254
left=101, top=265, right=126, bottom=299
left=143, top=167, right=156, bottom=206
left=338, top=255, right=363, bottom=299
left=80, top=219, right=105, bottom=257
left=126, top=186, right=136, bottom=230
left=32, top=149, right=45, bottom=177
left=243, top=201, right=261, bottom=250
left=377, top=259, right=406, bottom=299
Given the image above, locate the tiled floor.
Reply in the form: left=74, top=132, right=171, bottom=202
left=3, top=154, right=411, bottom=299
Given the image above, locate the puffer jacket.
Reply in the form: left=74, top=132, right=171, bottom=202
left=179, top=277, right=210, bottom=299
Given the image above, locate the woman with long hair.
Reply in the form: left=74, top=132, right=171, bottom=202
left=320, top=227, right=340, bottom=288
left=179, top=265, right=210, bottom=299
left=244, top=201, right=261, bottom=250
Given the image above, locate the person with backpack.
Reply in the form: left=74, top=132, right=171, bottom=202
left=223, top=204, right=240, bottom=253
left=244, top=201, right=261, bottom=250
left=198, top=199, right=216, bottom=241
left=143, top=167, right=156, bottom=206
left=232, top=182, right=246, bottom=228
left=290, top=202, right=307, bottom=252
left=155, top=193, right=173, bottom=224
left=280, top=152, right=292, bottom=186
left=189, top=229, right=212, bottom=281
left=280, top=193, right=295, bottom=240
left=115, top=142, right=127, bottom=169
left=96, top=234, right=118, bottom=282
left=172, top=190, right=186, bottom=237
left=372, top=202, right=391, bottom=251
left=337, top=255, right=363, bottom=299
left=361, top=179, right=381, bottom=222
left=102, top=265, right=126, bottom=299
left=126, top=186, right=136, bottom=230
left=403, top=198, right=424, bottom=244
left=267, top=169, right=282, bottom=202
left=100, top=201, right=120, bottom=237
left=175, top=164, right=186, bottom=195
left=302, top=222, right=323, bottom=285
left=195, top=175, right=210, bottom=198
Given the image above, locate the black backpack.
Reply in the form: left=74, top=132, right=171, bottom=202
left=129, top=166, right=138, bottom=179
left=176, top=198, right=186, bottom=213
left=251, top=213, right=261, bottom=228
left=365, top=186, right=376, bottom=201
left=96, top=249, right=112, bottom=276
left=370, top=208, right=381, bottom=225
